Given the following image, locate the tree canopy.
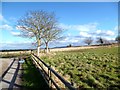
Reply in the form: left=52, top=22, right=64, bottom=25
left=17, top=10, right=62, bottom=55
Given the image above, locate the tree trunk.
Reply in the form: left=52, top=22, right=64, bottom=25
left=37, top=39, right=41, bottom=56
left=46, top=42, right=49, bottom=53
left=37, top=46, right=40, bottom=56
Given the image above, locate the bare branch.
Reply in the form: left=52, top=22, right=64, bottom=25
left=17, top=10, right=62, bottom=54
left=84, top=37, right=93, bottom=45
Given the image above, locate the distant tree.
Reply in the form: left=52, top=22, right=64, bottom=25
left=84, top=37, right=93, bottom=45
left=67, top=44, right=72, bottom=47
left=115, top=35, right=120, bottom=43
left=103, top=39, right=110, bottom=44
left=96, top=37, right=104, bottom=45
left=17, top=10, right=61, bottom=56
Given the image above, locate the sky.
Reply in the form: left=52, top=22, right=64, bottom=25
left=0, top=2, right=118, bottom=50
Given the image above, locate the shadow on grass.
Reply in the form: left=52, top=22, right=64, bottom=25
left=22, top=57, right=50, bottom=89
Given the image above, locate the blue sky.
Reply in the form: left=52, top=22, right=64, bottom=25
left=0, top=2, right=118, bottom=50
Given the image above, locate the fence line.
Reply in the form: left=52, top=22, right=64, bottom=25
left=31, top=54, right=76, bottom=90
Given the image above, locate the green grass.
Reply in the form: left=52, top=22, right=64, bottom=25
left=22, top=56, right=50, bottom=89
left=41, top=46, right=120, bottom=89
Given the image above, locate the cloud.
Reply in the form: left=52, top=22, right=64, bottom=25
left=59, top=22, right=98, bottom=31
left=78, top=29, right=115, bottom=39
left=106, top=31, right=115, bottom=36
left=60, top=22, right=116, bottom=37
left=0, top=14, right=9, bottom=24
left=11, top=31, right=21, bottom=36
left=0, top=42, right=34, bottom=50
left=0, top=24, right=13, bottom=31
left=56, top=35, right=85, bottom=44
left=56, top=37, right=76, bottom=44
left=79, top=31, right=92, bottom=37
left=103, top=37, right=115, bottom=41
left=93, top=30, right=115, bottom=36
left=58, top=23, right=117, bottom=46
left=0, top=14, right=12, bottom=31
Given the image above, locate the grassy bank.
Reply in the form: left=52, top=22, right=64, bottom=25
left=41, top=46, right=120, bottom=89
left=22, top=57, right=49, bottom=89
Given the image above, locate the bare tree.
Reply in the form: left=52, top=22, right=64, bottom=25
left=17, top=10, right=60, bottom=56
left=84, top=37, right=93, bottom=45
left=103, top=39, right=111, bottom=45
left=96, top=37, right=104, bottom=45
left=43, top=27, right=62, bottom=53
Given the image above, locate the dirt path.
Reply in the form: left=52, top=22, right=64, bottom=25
left=0, top=58, right=23, bottom=89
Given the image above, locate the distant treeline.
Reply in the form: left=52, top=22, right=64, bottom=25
left=66, top=43, right=117, bottom=47
left=0, top=43, right=118, bottom=52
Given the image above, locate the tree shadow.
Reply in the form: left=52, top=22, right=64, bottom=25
left=1, top=57, right=50, bottom=90
left=21, top=57, right=50, bottom=89
left=1, top=58, right=24, bottom=89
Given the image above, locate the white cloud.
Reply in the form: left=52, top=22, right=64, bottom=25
left=96, top=30, right=102, bottom=34
left=0, top=41, right=34, bottom=50
left=60, top=23, right=116, bottom=37
left=59, top=37, right=69, bottom=43
left=79, top=31, right=92, bottom=37
left=0, top=14, right=9, bottom=24
left=104, top=37, right=115, bottom=41
left=106, top=31, right=115, bottom=36
left=11, top=31, right=21, bottom=36
left=0, top=41, right=14, bottom=44
left=0, top=14, right=12, bottom=31
left=59, top=22, right=98, bottom=31
left=1, top=39, right=33, bottom=45
left=58, top=37, right=78, bottom=44
left=59, top=23, right=117, bottom=45
left=0, top=24, right=13, bottom=31
left=94, top=30, right=115, bottom=36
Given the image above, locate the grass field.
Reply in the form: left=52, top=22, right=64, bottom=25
left=41, top=46, right=120, bottom=89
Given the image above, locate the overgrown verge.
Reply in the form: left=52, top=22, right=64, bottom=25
left=22, top=56, right=50, bottom=89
